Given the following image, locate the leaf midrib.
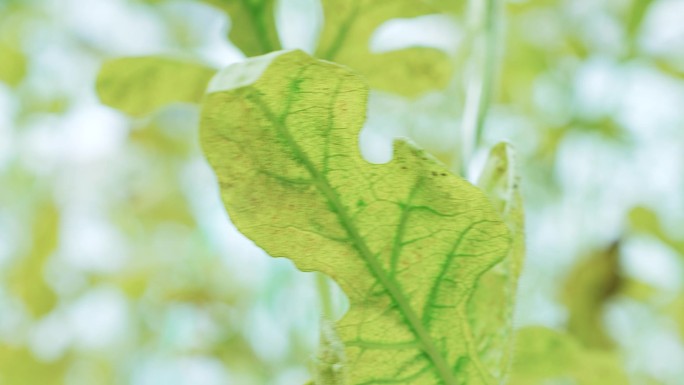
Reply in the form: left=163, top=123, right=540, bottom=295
left=245, top=73, right=459, bottom=385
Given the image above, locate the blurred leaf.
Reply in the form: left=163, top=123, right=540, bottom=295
left=129, top=123, right=191, bottom=158
left=96, top=56, right=215, bottom=116
left=509, top=327, right=629, bottom=385
left=0, top=37, right=26, bottom=87
left=625, top=0, right=656, bottom=43
left=654, top=60, right=684, bottom=79
left=666, top=295, right=684, bottom=339
left=201, top=0, right=280, bottom=56
left=469, top=142, right=525, bottom=379
left=629, top=206, right=684, bottom=256
left=561, top=241, right=622, bottom=349
left=129, top=108, right=198, bottom=159
left=117, top=185, right=195, bottom=230
left=619, top=277, right=658, bottom=302
left=0, top=346, right=67, bottom=384
left=6, top=201, right=59, bottom=318
left=201, top=50, right=513, bottom=384
left=316, top=1, right=453, bottom=96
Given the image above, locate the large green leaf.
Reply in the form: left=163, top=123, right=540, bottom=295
left=96, top=56, right=216, bottom=116
left=316, top=1, right=453, bottom=96
left=201, top=0, right=281, bottom=57
left=468, top=142, right=525, bottom=382
left=509, top=327, right=629, bottom=385
left=200, top=50, right=512, bottom=384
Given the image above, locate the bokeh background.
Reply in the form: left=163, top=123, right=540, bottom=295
left=1, top=0, right=683, bottom=384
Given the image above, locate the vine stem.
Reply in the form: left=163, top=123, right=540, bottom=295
left=316, top=272, right=334, bottom=319
left=457, top=0, right=502, bottom=178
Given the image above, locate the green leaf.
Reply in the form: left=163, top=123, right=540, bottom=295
left=316, top=1, right=453, bottom=96
left=468, top=142, right=525, bottom=381
left=201, top=0, right=281, bottom=57
left=509, top=327, right=629, bottom=385
left=561, top=241, right=622, bottom=349
left=96, top=56, right=216, bottom=116
left=201, top=50, right=512, bottom=384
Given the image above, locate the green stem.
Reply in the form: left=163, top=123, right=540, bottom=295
left=458, top=0, right=501, bottom=178
left=316, top=272, right=334, bottom=319
left=248, top=1, right=276, bottom=55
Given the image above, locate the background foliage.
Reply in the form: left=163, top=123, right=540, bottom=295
left=1, top=0, right=683, bottom=384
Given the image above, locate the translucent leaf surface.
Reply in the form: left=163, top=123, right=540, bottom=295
left=316, top=1, right=453, bottom=96
left=96, top=56, right=216, bottom=116
left=200, top=50, right=512, bottom=384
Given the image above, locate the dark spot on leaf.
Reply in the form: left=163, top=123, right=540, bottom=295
left=357, top=199, right=366, bottom=207
left=431, top=171, right=438, bottom=176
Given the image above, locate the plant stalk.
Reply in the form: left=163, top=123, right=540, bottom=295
left=316, top=272, right=334, bottom=319
left=458, top=0, right=502, bottom=178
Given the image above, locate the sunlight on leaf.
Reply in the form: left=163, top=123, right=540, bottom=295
left=201, top=50, right=512, bottom=384
left=96, top=56, right=216, bottom=116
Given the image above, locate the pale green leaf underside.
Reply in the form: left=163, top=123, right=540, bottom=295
left=200, top=50, right=511, bottom=385
left=96, top=56, right=216, bottom=116
left=316, top=0, right=453, bottom=96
